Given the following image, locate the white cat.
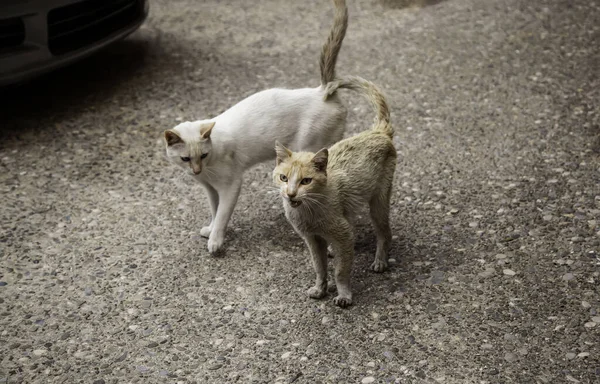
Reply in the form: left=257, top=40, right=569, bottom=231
left=164, top=0, right=349, bottom=253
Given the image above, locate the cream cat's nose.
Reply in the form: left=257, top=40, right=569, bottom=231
left=287, top=191, right=297, bottom=199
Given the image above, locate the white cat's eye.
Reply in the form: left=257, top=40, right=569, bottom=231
left=181, top=157, right=191, bottom=162
left=280, top=174, right=288, bottom=182
left=201, top=153, right=208, bottom=159
left=300, top=178, right=312, bottom=185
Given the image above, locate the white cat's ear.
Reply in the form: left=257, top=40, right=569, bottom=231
left=275, top=141, right=292, bottom=165
left=312, top=148, right=328, bottom=173
left=200, top=122, right=216, bottom=139
left=164, top=130, right=183, bottom=146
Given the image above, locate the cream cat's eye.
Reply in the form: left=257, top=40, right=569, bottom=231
left=201, top=153, right=208, bottom=159
left=181, top=157, right=191, bottom=162
left=280, top=174, right=288, bottom=182
left=300, top=178, right=312, bottom=185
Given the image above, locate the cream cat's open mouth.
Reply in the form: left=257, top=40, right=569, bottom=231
left=289, top=200, right=302, bottom=208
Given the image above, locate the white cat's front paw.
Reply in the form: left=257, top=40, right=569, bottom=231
left=207, top=232, right=225, bottom=254
left=200, top=225, right=212, bottom=238
left=307, top=285, right=327, bottom=299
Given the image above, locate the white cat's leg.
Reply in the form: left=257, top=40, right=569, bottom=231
left=328, top=221, right=354, bottom=308
left=330, top=106, right=347, bottom=143
left=207, top=178, right=242, bottom=254
left=304, top=235, right=328, bottom=299
left=200, top=183, right=219, bottom=238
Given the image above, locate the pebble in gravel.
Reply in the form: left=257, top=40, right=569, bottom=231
left=361, top=377, right=375, bottom=384
left=563, top=273, right=575, bottom=281
left=114, top=352, right=127, bottom=362
left=430, top=270, right=445, bottom=285
left=503, top=269, right=516, bottom=276
left=479, top=268, right=496, bottom=278
left=504, top=353, right=517, bottom=362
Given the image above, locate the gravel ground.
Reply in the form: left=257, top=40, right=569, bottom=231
left=1, top=0, right=599, bottom=383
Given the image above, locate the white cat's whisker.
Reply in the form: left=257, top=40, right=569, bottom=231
left=203, top=168, right=218, bottom=180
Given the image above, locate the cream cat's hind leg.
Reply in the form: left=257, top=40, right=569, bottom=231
left=304, top=235, right=329, bottom=299
left=369, top=184, right=393, bottom=273
left=200, top=183, right=219, bottom=238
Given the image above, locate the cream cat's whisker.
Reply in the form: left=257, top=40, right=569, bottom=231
left=302, top=196, right=329, bottom=212
left=299, top=200, right=316, bottom=219
left=304, top=194, right=329, bottom=206
left=304, top=194, right=332, bottom=212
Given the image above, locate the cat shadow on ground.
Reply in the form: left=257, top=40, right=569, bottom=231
left=381, top=0, right=447, bottom=9
left=238, top=193, right=462, bottom=305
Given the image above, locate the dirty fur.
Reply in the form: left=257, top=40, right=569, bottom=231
left=273, top=76, right=396, bottom=307
left=163, top=0, right=349, bottom=254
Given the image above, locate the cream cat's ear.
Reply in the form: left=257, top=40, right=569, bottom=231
left=275, top=141, right=292, bottom=165
left=200, top=122, right=216, bottom=139
left=164, top=130, right=183, bottom=146
left=312, top=148, right=328, bottom=173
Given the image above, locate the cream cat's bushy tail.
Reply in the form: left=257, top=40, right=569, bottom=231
left=320, top=0, right=349, bottom=87
left=324, top=76, right=393, bottom=137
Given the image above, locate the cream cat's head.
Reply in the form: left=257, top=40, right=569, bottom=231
left=164, top=121, right=215, bottom=175
left=273, top=141, right=328, bottom=208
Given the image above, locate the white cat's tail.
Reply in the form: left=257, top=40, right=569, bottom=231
left=320, top=0, right=348, bottom=87
left=324, top=76, right=393, bottom=138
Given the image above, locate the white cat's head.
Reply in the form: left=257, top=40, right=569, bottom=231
left=163, top=120, right=215, bottom=175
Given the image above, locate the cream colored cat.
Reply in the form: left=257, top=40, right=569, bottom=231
left=273, top=76, right=396, bottom=307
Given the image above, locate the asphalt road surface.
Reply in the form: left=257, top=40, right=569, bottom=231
left=1, top=0, right=599, bottom=383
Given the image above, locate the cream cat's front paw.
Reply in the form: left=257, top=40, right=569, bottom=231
left=333, top=294, right=353, bottom=308
left=200, top=225, right=212, bottom=238
left=370, top=259, right=388, bottom=273
left=207, top=232, right=225, bottom=254
left=307, top=285, right=327, bottom=299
